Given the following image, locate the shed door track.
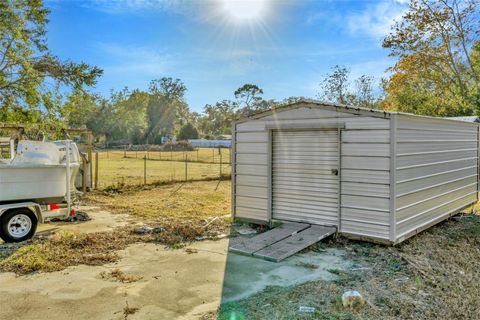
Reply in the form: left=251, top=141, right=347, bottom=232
left=229, top=222, right=336, bottom=262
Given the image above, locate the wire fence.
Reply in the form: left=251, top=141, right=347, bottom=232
left=93, top=148, right=232, bottom=189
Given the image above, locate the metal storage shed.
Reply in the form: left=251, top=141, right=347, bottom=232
left=231, top=100, right=480, bottom=244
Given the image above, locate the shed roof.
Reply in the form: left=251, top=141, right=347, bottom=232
left=446, top=116, right=480, bottom=123
left=236, top=99, right=479, bottom=127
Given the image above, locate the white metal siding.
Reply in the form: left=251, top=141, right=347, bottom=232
left=394, top=115, right=479, bottom=240
left=234, top=103, right=391, bottom=240
left=272, top=129, right=339, bottom=225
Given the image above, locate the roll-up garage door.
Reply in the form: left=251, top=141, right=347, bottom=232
left=272, top=129, right=340, bottom=226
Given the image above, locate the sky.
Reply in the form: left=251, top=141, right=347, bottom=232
left=45, top=0, right=409, bottom=112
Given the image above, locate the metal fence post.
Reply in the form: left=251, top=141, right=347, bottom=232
left=143, top=155, right=147, bottom=185
left=184, top=152, right=188, bottom=181
left=219, top=148, right=223, bottom=179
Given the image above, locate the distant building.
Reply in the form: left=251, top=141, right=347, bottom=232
left=189, top=139, right=231, bottom=148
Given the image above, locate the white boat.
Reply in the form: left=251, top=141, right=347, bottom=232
left=0, top=140, right=80, bottom=203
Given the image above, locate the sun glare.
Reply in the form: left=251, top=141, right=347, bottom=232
left=222, top=0, right=268, bottom=22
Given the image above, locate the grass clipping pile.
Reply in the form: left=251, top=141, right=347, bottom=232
left=218, top=214, right=480, bottom=320
left=0, top=181, right=231, bottom=274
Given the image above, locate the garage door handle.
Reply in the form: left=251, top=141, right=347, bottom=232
left=331, top=169, right=338, bottom=176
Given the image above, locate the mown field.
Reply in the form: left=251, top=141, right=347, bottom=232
left=94, top=148, right=231, bottom=188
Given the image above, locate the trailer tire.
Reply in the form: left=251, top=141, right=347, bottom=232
left=0, top=209, right=38, bottom=243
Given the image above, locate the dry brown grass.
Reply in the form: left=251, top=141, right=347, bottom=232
left=83, top=180, right=231, bottom=222
left=219, top=214, right=480, bottom=319
left=0, top=230, right=130, bottom=274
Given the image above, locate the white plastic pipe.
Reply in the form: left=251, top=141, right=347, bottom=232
left=65, top=140, right=71, bottom=216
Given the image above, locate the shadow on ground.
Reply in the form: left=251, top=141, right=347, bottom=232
left=217, top=223, right=350, bottom=319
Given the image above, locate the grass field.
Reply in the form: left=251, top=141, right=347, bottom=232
left=98, top=148, right=231, bottom=163
left=94, top=149, right=231, bottom=188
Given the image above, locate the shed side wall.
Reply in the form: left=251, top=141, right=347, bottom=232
left=394, top=115, right=479, bottom=241
left=233, top=103, right=391, bottom=239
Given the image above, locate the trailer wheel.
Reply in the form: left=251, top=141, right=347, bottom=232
left=0, top=209, right=38, bottom=243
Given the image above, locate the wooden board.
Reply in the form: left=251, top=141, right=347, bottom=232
left=229, top=222, right=310, bottom=255
left=253, top=225, right=336, bottom=262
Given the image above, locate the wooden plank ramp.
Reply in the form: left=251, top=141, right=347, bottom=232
left=253, top=225, right=336, bottom=262
left=229, top=222, right=309, bottom=255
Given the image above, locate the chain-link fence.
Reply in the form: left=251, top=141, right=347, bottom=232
left=93, top=148, right=231, bottom=189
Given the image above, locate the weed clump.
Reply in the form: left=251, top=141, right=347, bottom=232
left=100, top=268, right=143, bottom=283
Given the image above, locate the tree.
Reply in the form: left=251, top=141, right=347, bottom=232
left=234, top=84, right=266, bottom=113
left=0, top=0, right=102, bottom=122
left=200, top=100, right=238, bottom=136
left=177, top=123, right=199, bottom=140
left=63, top=90, right=100, bottom=129
left=382, top=0, right=480, bottom=116
left=145, top=77, right=189, bottom=143
left=354, top=75, right=376, bottom=107
left=318, top=65, right=351, bottom=105
left=318, top=65, right=379, bottom=107
left=88, top=88, right=149, bottom=143
left=149, top=77, right=186, bottom=101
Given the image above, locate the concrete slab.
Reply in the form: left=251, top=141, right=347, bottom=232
left=37, top=206, right=132, bottom=236
left=229, top=222, right=309, bottom=255
left=254, top=225, right=336, bottom=262
left=0, top=238, right=349, bottom=319
left=0, top=240, right=229, bottom=320
left=221, top=246, right=349, bottom=302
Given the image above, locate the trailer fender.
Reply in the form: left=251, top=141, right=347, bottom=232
left=0, top=202, right=43, bottom=224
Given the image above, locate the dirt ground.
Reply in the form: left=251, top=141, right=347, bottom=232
left=1, top=181, right=480, bottom=319
left=0, top=207, right=350, bottom=320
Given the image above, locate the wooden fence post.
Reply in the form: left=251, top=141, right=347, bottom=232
left=82, top=157, right=87, bottom=192
left=94, top=151, right=99, bottom=189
